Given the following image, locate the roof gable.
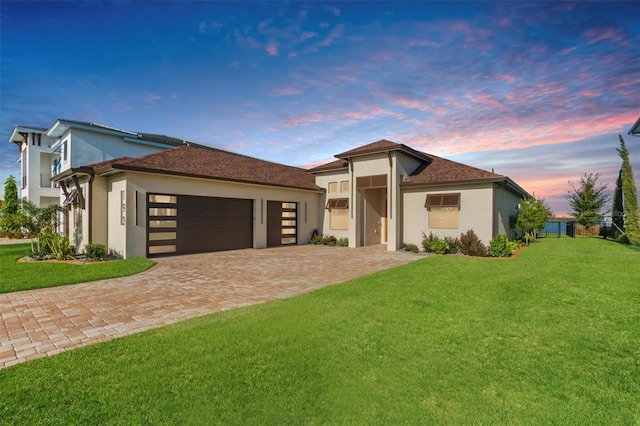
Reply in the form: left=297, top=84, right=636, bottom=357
left=94, top=145, right=321, bottom=192
left=402, top=153, right=503, bottom=186
left=335, top=139, right=430, bottom=162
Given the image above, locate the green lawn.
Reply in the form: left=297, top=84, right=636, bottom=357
left=1, top=238, right=638, bottom=424
left=0, top=243, right=156, bottom=293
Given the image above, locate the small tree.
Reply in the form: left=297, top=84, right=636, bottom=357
left=20, top=200, right=62, bottom=254
left=567, top=173, right=609, bottom=226
left=0, top=175, right=21, bottom=237
left=612, top=169, right=624, bottom=234
left=618, top=135, right=640, bottom=245
left=514, top=196, right=552, bottom=245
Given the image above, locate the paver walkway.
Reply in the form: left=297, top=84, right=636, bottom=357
left=0, top=245, right=417, bottom=368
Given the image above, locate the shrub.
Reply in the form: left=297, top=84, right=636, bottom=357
left=445, top=236, right=460, bottom=254
left=489, top=234, right=512, bottom=257
left=311, top=234, right=338, bottom=246
left=336, top=237, right=349, bottom=247
left=421, top=232, right=459, bottom=254
left=85, top=243, right=107, bottom=261
left=41, top=232, right=76, bottom=260
left=459, top=230, right=488, bottom=257
left=402, top=243, right=419, bottom=253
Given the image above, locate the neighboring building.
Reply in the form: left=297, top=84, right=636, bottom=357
left=9, top=126, right=59, bottom=207
left=11, top=121, right=529, bottom=258
left=629, top=116, right=640, bottom=137
left=8, top=119, right=195, bottom=208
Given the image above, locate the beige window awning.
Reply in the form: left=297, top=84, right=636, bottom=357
left=326, top=198, right=349, bottom=209
left=425, top=193, right=460, bottom=208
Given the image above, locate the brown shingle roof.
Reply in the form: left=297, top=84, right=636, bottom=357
left=308, top=159, right=349, bottom=173
left=402, top=153, right=504, bottom=186
left=311, top=139, right=510, bottom=187
left=93, top=145, right=322, bottom=191
left=335, top=139, right=430, bottom=161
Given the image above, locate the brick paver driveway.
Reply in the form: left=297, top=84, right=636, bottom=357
left=1, top=245, right=417, bottom=368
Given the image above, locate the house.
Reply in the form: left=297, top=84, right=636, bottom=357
left=10, top=121, right=529, bottom=258
left=310, top=139, right=528, bottom=251
left=8, top=119, right=195, bottom=208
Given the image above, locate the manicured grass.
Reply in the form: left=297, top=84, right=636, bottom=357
left=1, top=238, right=638, bottom=424
left=0, top=243, right=156, bottom=294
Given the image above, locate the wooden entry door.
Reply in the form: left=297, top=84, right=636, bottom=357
left=267, top=201, right=297, bottom=247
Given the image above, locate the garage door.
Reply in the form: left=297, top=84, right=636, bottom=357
left=147, top=193, right=253, bottom=256
left=267, top=201, right=297, bottom=247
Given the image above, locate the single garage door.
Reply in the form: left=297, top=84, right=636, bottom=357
left=267, top=201, right=297, bottom=247
left=147, top=193, right=253, bottom=256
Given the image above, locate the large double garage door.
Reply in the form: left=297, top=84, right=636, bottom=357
left=147, top=194, right=297, bottom=257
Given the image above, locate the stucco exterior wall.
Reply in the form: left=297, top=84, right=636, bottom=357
left=494, top=186, right=522, bottom=239
left=19, top=133, right=58, bottom=205
left=58, top=129, right=169, bottom=174
left=314, top=170, right=349, bottom=239
left=402, top=183, right=496, bottom=247
left=105, top=172, right=321, bottom=258
left=91, top=176, right=109, bottom=247
left=107, top=176, right=128, bottom=257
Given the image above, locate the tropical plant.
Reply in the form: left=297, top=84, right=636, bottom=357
left=617, top=135, right=640, bottom=245
left=19, top=200, right=63, bottom=255
left=514, top=196, right=552, bottom=245
left=567, top=173, right=609, bottom=226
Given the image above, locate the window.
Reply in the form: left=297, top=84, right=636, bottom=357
left=426, top=193, right=460, bottom=230
left=148, top=245, right=176, bottom=254
left=326, top=198, right=349, bottom=230
left=340, top=180, right=349, bottom=193
left=328, top=182, right=338, bottom=194
left=62, top=141, right=68, bottom=162
left=330, top=209, right=348, bottom=230
left=149, top=194, right=177, bottom=203
left=429, top=207, right=459, bottom=229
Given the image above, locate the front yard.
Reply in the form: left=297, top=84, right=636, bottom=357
left=1, top=238, right=638, bottom=424
left=0, top=243, right=155, bottom=294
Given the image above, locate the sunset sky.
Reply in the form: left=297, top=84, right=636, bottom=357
left=1, top=1, right=638, bottom=216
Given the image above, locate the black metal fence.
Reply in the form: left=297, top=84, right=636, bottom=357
left=540, top=217, right=617, bottom=239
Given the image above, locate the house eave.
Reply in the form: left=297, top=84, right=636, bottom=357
left=628, top=116, right=640, bottom=137
left=46, top=119, right=139, bottom=139
left=96, top=164, right=324, bottom=193
left=400, top=176, right=530, bottom=198
left=51, top=167, right=94, bottom=183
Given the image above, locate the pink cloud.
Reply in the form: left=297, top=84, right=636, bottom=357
left=266, top=41, right=279, bottom=56
left=318, top=24, right=344, bottom=47
left=273, top=87, right=302, bottom=97
left=583, top=28, right=625, bottom=45
left=325, top=6, right=341, bottom=17
left=391, top=97, right=430, bottom=112
left=579, top=89, right=602, bottom=97
left=558, top=47, right=576, bottom=55
left=283, top=112, right=325, bottom=128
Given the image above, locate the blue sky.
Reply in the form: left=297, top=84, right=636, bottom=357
left=1, top=1, right=638, bottom=216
